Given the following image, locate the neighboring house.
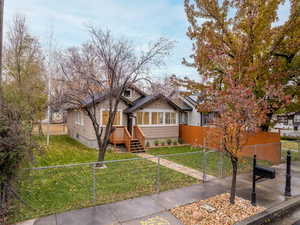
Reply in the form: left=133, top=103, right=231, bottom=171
left=272, top=112, right=300, bottom=135
left=179, top=94, right=217, bottom=126
left=66, top=86, right=193, bottom=151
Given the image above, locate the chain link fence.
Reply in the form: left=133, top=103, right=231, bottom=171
left=10, top=143, right=280, bottom=223
left=281, top=140, right=300, bottom=161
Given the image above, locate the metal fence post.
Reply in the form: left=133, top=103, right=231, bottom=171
left=156, top=156, right=160, bottom=193
left=297, top=140, right=300, bottom=158
left=202, top=152, right=207, bottom=183
left=218, top=151, right=224, bottom=178
left=92, top=164, right=96, bottom=204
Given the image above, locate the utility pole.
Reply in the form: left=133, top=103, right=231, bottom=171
left=0, top=0, right=4, bottom=100
left=46, top=29, right=54, bottom=146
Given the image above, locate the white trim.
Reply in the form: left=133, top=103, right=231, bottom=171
left=100, top=109, right=123, bottom=126
left=123, top=88, right=132, bottom=98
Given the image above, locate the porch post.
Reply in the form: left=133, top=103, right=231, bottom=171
left=127, top=113, right=133, bottom=137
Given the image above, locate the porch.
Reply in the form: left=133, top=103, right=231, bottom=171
left=109, top=126, right=145, bottom=152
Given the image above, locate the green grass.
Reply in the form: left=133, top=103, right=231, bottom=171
left=13, top=136, right=197, bottom=223
left=281, top=140, right=300, bottom=161
left=33, top=135, right=135, bottom=166
left=147, top=146, right=272, bottom=177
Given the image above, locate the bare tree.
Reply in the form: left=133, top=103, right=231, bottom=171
left=147, top=75, right=178, bottom=98
left=61, top=28, right=173, bottom=162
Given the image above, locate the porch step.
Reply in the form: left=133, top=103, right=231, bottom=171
left=130, top=139, right=145, bottom=153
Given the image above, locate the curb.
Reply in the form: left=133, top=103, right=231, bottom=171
left=235, top=195, right=300, bottom=225
left=15, top=219, right=36, bottom=225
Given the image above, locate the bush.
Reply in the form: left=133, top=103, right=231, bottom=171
left=167, top=139, right=172, bottom=145
left=0, top=103, right=36, bottom=223
left=178, top=138, right=183, bottom=144
left=173, top=140, right=178, bottom=145
left=281, top=136, right=300, bottom=141
left=154, top=140, right=159, bottom=146
left=146, top=142, right=150, bottom=147
left=161, top=141, right=165, bottom=146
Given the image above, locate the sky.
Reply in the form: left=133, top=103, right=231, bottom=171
left=4, top=0, right=291, bottom=81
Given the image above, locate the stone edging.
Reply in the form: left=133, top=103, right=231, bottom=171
left=234, top=195, right=300, bottom=225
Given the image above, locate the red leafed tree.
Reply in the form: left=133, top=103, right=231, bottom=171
left=200, top=75, right=285, bottom=204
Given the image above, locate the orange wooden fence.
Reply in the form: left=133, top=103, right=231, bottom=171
left=179, top=125, right=281, bottom=163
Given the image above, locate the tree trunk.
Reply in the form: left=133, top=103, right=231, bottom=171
left=38, top=120, right=44, bottom=136
left=260, top=112, right=273, bottom=132
left=230, top=158, right=238, bottom=204
left=0, top=182, right=7, bottom=224
left=95, top=133, right=105, bottom=167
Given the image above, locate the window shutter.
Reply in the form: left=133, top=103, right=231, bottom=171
left=102, top=111, right=109, bottom=125
left=114, top=112, right=121, bottom=125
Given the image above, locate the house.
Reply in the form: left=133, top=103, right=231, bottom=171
left=179, top=94, right=217, bottom=126
left=272, top=112, right=300, bottom=136
left=66, top=86, right=193, bottom=151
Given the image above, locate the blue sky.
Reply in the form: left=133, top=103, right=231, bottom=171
left=4, top=0, right=290, bottom=80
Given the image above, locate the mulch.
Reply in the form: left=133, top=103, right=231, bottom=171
left=171, top=193, right=265, bottom=225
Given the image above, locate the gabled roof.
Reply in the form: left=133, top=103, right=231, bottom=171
left=124, top=94, right=192, bottom=113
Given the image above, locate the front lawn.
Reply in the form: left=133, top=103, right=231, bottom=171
left=13, top=136, right=197, bottom=223
left=33, top=135, right=135, bottom=166
left=281, top=140, right=300, bottom=161
left=147, top=146, right=272, bottom=177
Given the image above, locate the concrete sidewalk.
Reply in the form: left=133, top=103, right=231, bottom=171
left=137, top=153, right=215, bottom=181
left=29, top=162, right=300, bottom=225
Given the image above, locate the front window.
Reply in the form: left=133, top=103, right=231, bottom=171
left=165, top=112, right=176, bottom=125
left=136, top=112, right=150, bottom=125
left=137, top=111, right=177, bottom=125
left=151, top=112, right=163, bottom=124
left=295, top=115, right=300, bottom=123
left=102, top=111, right=121, bottom=126
left=75, top=111, right=83, bottom=125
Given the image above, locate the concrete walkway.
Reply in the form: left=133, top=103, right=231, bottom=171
left=137, top=153, right=215, bottom=181
left=25, top=161, right=300, bottom=225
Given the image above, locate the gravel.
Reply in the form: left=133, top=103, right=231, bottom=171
left=171, top=193, right=265, bottom=225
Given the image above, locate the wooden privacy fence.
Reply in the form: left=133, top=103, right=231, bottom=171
left=33, top=123, right=68, bottom=135
left=179, top=125, right=281, bottom=163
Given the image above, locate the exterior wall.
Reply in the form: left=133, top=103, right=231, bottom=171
left=67, top=110, right=98, bottom=149
left=180, top=97, right=202, bottom=126
left=135, top=99, right=180, bottom=146
left=66, top=99, right=129, bottom=149
left=141, top=126, right=179, bottom=146
left=187, top=110, right=201, bottom=126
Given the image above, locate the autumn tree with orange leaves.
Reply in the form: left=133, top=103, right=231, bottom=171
left=199, top=76, right=282, bottom=204
left=182, top=0, right=300, bottom=130
left=180, top=0, right=300, bottom=204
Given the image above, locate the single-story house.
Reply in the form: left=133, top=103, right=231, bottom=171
left=272, top=112, right=300, bottom=136
left=66, top=86, right=193, bottom=152
left=179, top=94, right=217, bottom=126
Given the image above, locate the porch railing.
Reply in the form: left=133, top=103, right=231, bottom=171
left=123, top=127, right=132, bottom=152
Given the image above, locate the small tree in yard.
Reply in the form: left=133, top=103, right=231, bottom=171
left=61, top=28, right=173, bottom=163
left=199, top=76, right=275, bottom=204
